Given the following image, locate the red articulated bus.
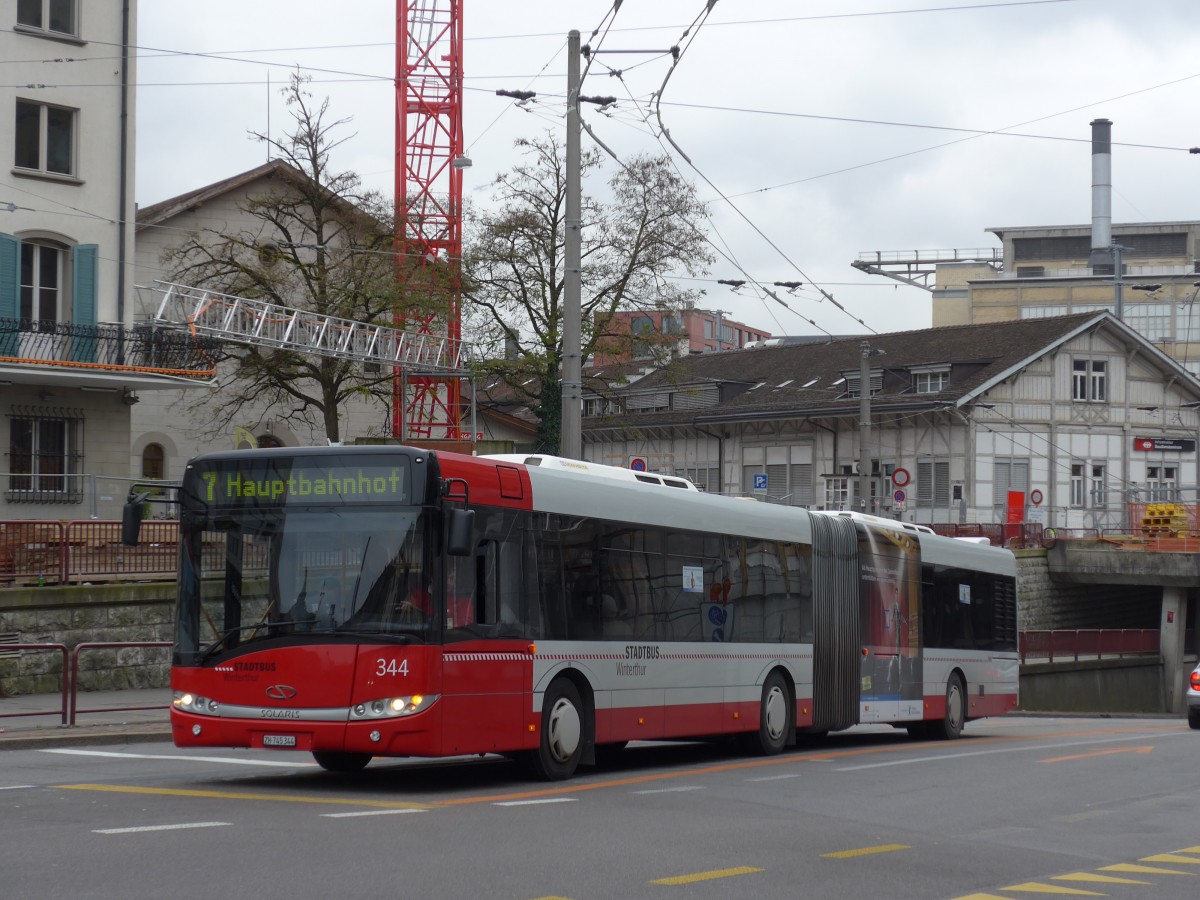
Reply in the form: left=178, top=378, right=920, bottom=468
left=166, top=446, right=1017, bottom=780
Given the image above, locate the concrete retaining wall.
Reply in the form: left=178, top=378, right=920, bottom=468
left=0, top=583, right=174, bottom=696
left=1016, top=549, right=1161, bottom=631
left=1019, top=657, right=1165, bottom=714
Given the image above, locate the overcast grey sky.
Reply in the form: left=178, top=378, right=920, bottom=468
left=136, top=0, right=1200, bottom=339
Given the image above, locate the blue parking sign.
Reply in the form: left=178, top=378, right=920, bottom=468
left=753, top=474, right=767, bottom=491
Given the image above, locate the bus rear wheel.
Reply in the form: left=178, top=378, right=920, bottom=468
left=526, top=679, right=585, bottom=781
left=312, top=751, right=372, bottom=773
left=929, top=675, right=966, bottom=740
left=743, top=671, right=792, bottom=755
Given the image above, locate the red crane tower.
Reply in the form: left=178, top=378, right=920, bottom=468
left=395, top=0, right=465, bottom=442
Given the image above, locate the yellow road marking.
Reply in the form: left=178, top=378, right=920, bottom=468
left=1178, top=846, right=1200, bottom=853
left=1100, top=863, right=1194, bottom=876
left=56, top=783, right=432, bottom=810
left=1140, top=853, right=1200, bottom=865
left=1039, top=746, right=1153, bottom=764
left=997, top=882, right=1104, bottom=895
left=649, top=867, right=762, bottom=885
left=1053, top=872, right=1152, bottom=885
left=56, top=723, right=1182, bottom=812
left=821, top=843, right=910, bottom=859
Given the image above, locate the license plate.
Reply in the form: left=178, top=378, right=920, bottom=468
left=263, top=734, right=296, bottom=747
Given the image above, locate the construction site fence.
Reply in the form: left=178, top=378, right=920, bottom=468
left=0, top=520, right=178, bottom=586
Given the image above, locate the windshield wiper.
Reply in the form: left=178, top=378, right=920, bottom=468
left=197, top=623, right=279, bottom=662
left=332, top=625, right=425, bottom=643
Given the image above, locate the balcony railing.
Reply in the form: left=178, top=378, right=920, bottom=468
left=0, top=317, right=219, bottom=377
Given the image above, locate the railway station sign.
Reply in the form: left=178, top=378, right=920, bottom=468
left=1133, top=437, right=1195, bottom=452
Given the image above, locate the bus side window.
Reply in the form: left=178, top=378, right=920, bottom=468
left=469, top=538, right=525, bottom=637
left=535, top=529, right=567, bottom=639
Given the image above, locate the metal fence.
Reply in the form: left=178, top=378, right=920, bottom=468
left=0, top=642, right=171, bottom=727
left=0, top=520, right=178, bottom=586
left=1019, top=629, right=1160, bottom=664
left=925, top=522, right=1044, bottom=548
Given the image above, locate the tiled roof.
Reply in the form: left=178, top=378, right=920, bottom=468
left=136, top=159, right=363, bottom=229
left=584, top=312, right=1195, bottom=428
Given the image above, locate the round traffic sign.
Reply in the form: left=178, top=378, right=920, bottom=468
left=1030, top=489, right=1043, bottom=506
left=894, top=489, right=906, bottom=503
left=892, top=467, right=911, bottom=487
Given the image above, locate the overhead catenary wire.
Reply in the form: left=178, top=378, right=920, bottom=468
left=648, top=1, right=878, bottom=335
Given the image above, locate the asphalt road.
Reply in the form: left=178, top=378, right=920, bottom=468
left=2, top=716, right=1198, bottom=900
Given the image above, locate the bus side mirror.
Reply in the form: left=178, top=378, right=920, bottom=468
left=447, top=508, right=475, bottom=557
left=121, top=491, right=150, bottom=546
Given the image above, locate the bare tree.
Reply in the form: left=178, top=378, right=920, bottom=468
left=463, top=132, right=714, bottom=452
left=161, top=74, right=445, bottom=443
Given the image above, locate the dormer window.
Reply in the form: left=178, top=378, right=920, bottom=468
left=914, top=370, right=949, bottom=394
left=845, top=373, right=881, bottom=398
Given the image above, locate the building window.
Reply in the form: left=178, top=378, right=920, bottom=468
left=824, top=477, right=849, bottom=510
left=1125, top=303, right=1171, bottom=342
left=917, top=458, right=950, bottom=508
left=19, top=241, right=63, bottom=323
left=1072, top=359, right=1107, bottom=402
left=1091, top=464, right=1106, bottom=508
left=6, top=407, right=84, bottom=503
left=16, top=0, right=76, bottom=36
left=1070, top=463, right=1085, bottom=507
left=846, top=372, right=882, bottom=398
left=914, top=370, right=949, bottom=394
left=15, top=100, right=76, bottom=176
left=1020, top=305, right=1067, bottom=319
left=630, top=315, right=654, bottom=359
left=141, top=443, right=165, bottom=481
left=1146, top=465, right=1178, bottom=502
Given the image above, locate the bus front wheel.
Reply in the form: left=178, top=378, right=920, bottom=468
left=312, top=751, right=372, bottom=773
left=743, top=670, right=792, bottom=755
left=527, top=679, right=585, bottom=781
left=929, top=674, right=966, bottom=740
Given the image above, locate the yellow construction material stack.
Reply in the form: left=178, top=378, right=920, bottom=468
left=1140, top=503, right=1189, bottom=537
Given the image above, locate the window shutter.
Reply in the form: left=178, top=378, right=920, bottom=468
left=71, top=243, right=98, bottom=363
left=789, top=463, right=813, bottom=506
left=0, top=233, right=18, bottom=356
left=917, top=460, right=933, bottom=504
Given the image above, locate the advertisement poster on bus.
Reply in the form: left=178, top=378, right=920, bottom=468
left=858, top=524, right=923, bottom=719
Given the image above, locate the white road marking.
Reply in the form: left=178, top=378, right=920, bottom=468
left=747, top=773, right=801, bottom=782
left=836, top=731, right=1188, bottom=771
left=0, top=785, right=36, bottom=790
left=631, top=785, right=705, bottom=795
left=322, top=809, right=428, bottom=818
left=94, top=822, right=229, bottom=835
left=492, top=798, right=578, bottom=807
left=41, top=748, right=315, bottom=767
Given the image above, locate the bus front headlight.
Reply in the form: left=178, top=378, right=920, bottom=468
left=173, top=691, right=219, bottom=716
left=350, top=694, right=436, bottom=720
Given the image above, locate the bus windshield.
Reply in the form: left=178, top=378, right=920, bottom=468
left=176, top=506, right=432, bottom=663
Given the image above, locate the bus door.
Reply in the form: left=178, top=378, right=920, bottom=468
left=439, top=508, right=536, bottom=756
left=858, top=526, right=923, bottom=722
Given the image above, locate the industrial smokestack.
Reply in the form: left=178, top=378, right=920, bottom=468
left=1088, top=118, right=1113, bottom=273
